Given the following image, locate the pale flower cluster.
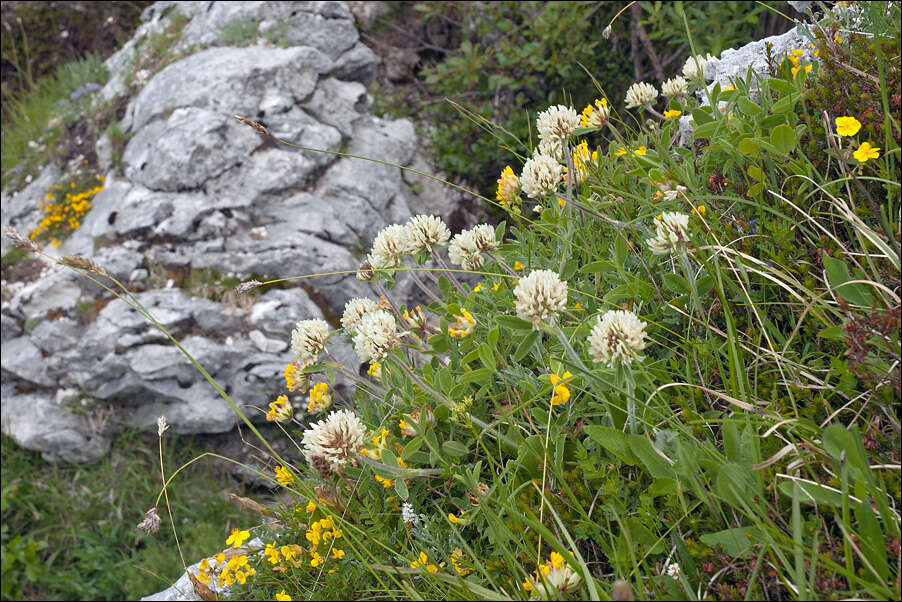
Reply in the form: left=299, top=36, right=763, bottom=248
left=514, top=269, right=568, bottom=327
left=525, top=551, right=582, bottom=599
left=661, top=76, right=688, bottom=99
left=353, top=310, right=400, bottom=362
left=291, top=319, right=330, bottom=368
left=624, top=81, right=658, bottom=109
left=520, top=153, right=563, bottom=199
left=646, top=211, right=690, bottom=255
left=682, top=53, right=716, bottom=80
left=536, top=104, right=581, bottom=147
left=448, top=224, right=497, bottom=270
left=369, top=224, right=409, bottom=269
left=587, top=310, right=648, bottom=367
left=301, top=409, right=367, bottom=471
left=340, top=297, right=378, bottom=333
left=405, top=214, right=450, bottom=253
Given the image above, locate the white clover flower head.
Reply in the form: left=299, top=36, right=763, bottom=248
left=405, top=214, right=451, bottom=253
left=301, top=409, right=367, bottom=471
left=682, top=53, right=716, bottom=80
left=401, top=502, right=420, bottom=526
left=448, top=229, right=484, bottom=271
left=624, top=81, right=659, bottom=110
left=587, top=310, right=648, bottom=367
left=353, top=310, right=401, bottom=362
left=341, top=297, right=378, bottom=333
left=514, top=269, right=568, bottom=327
left=469, top=224, right=499, bottom=254
left=370, top=224, right=409, bottom=269
left=538, top=139, right=564, bottom=161
left=646, top=211, right=691, bottom=255
left=291, top=318, right=331, bottom=368
left=520, top=152, right=563, bottom=200
left=661, top=76, right=688, bottom=99
left=665, top=562, right=681, bottom=580
left=536, top=104, right=581, bottom=146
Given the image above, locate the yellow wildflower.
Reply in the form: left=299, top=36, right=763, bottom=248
left=451, top=548, right=473, bottom=576
left=549, top=371, right=573, bottom=406
left=306, top=500, right=317, bottom=513
left=496, top=166, right=520, bottom=206
left=580, top=98, right=610, bottom=128
left=853, top=141, right=880, bottom=163
left=834, top=32, right=843, bottom=43
left=274, top=465, right=294, bottom=487
left=474, top=282, right=483, bottom=293
left=310, top=551, right=323, bottom=567
left=195, top=570, right=211, bottom=585
left=284, top=362, right=306, bottom=392
left=332, top=548, right=345, bottom=559
left=218, top=569, right=234, bottom=587
left=492, top=281, right=501, bottom=292
left=691, top=205, right=706, bottom=217
left=513, top=260, right=524, bottom=271
left=835, top=116, right=862, bottom=137
left=615, top=146, right=627, bottom=157
left=266, top=395, right=293, bottom=422
left=276, top=590, right=292, bottom=601
left=306, top=382, right=332, bottom=413
left=663, top=109, right=681, bottom=119
left=449, top=309, right=476, bottom=338
left=367, top=361, right=382, bottom=381
left=265, top=543, right=281, bottom=564
left=226, top=528, right=250, bottom=549
left=633, top=146, right=647, bottom=156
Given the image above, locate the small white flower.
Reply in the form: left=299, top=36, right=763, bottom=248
left=370, top=224, right=409, bottom=269
left=665, top=562, right=681, bottom=580
left=291, top=318, right=330, bottom=368
left=156, top=416, right=169, bottom=437
left=514, top=269, right=568, bottom=327
left=520, top=152, right=563, bottom=200
left=301, top=409, right=367, bottom=471
left=661, top=76, right=688, bottom=99
left=587, top=310, right=648, bottom=367
left=536, top=104, right=581, bottom=146
left=341, top=298, right=378, bottom=333
left=646, top=212, right=690, bottom=255
left=448, top=229, right=484, bottom=271
left=469, top=224, right=499, bottom=254
left=625, top=81, right=659, bottom=110
left=405, top=214, right=451, bottom=253
left=353, top=310, right=400, bottom=362
left=682, top=53, right=716, bottom=80
left=401, top=502, right=420, bottom=526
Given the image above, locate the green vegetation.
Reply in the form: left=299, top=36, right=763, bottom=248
left=1, top=432, right=250, bottom=601
left=217, top=18, right=260, bottom=46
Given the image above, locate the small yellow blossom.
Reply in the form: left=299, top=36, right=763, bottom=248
left=496, top=166, right=520, bottom=206
left=367, top=361, right=382, bottom=381
left=474, top=282, right=483, bottom=293
left=722, top=83, right=736, bottom=92
left=265, top=543, right=281, bottom=564
left=448, top=512, right=461, bottom=524
left=218, top=569, right=234, bottom=587
left=853, top=141, right=880, bottom=163
left=663, top=109, right=681, bottom=119
left=834, top=32, right=843, bottom=43
left=691, top=205, right=706, bottom=217
left=615, top=146, right=627, bottom=157
left=332, top=548, right=345, bottom=559
left=195, top=570, right=211, bottom=585
left=580, top=98, right=610, bottom=128
left=306, top=500, right=317, bottom=513
left=276, top=590, right=292, bottom=601
left=513, top=260, right=524, bottom=271
left=274, top=465, right=295, bottom=487
left=306, top=382, right=332, bottom=413
left=449, top=309, right=476, bottom=338
left=451, top=548, right=473, bottom=576
left=226, top=528, right=250, bottom=549
left=492, top=281, right=501, bottom=292
left=266, top=395, right=293, bottom=422
left=633, top=146, right=647, bottom=156
left=791, top=63, right=812, bottom=76
left=310, top=551, right=324, bottom=567
left=549, top=371, right=573, bottom=406
left=835, top=116, right=862, bottom=137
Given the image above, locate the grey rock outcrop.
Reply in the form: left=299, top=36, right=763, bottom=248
left=1, top=0, right=477, bottom=465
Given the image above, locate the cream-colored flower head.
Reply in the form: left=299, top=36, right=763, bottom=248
left=587, top=310, right=648, bottom=367
left=291, top=318, right=330, bottom=368
left=520, top=152, right=563, bottom=200
left=624, top=81, right=659, bottom=110
left=370, top=224, right=409, bottom=269
left=661, top=76, right=688, bottom=99
left=646, top=211, right=690, bottom=255
left=448, top=229, right=484, bottom=271
left=526, top=551, right=582, bottom=599
left=341, top=297, right=378, bottom=333
left=469, top=224, right=499, bottom=254
left=302, top=409, right=367, bottom=471
left=405, top=214, right=451, bottom=253
left=682, top=53, right=716, bottom=80
left=514, top=269, right=568, bottom=327
left=353, top=310, right=401, bottom=362
left=536, top=104, right=581, bottom=146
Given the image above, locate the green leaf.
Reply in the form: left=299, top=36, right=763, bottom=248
left=856, top=499, right=890, bottom=580
left=770, top=124, right=796, bottom=154
left=716, top=462, right=760, bottom=507
left=823, top=255, right=874, bottom=307
left=778, top=480, right=843, bottom=507
left=443, top=440, right=469, bottom=458
left=584, top=426, right=638, bottom=465
left=613, top=236, right=630, bottom=268
left=737, top=96, right=763, bottom=117
left=691, top=107, right=714, bottom=125
left=693, top=121, right=720, bottom=139
left=583, top=260, right=615, bottom=274
left=496, top=315, right=533, bottom=331
left=700, top=527, right=761, bottom=558
left=513, top=329, right=539, bottom=362
left=488, top=327, right=500, bottom=349
left=394, top=477, right=409, bottom=500
left=561, top=258, right=579, bottom=281
left=738, top=138, right=760, bottom=157
left=771, top=94, right=796, bottom=114
left=629, top=436, right=674, bottom=479
left=459, top=368, right=493, bottom=385
left=768, top=78, right=794, bottom=95
left=477, top=343, right=496, bottom=371
left=817, top=325, right=845, bottom=340
left=401, top=436, right=424, bottom=461
left=746, top=164, right=763, bottom=180
left=661, top=272, right=690, bottom=294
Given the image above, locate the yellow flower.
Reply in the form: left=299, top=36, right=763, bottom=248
left=513, top=260, right=524, bottom=271
left=558, top=196, right=567, bottom=207
left=691, top=205, right=706, bottom=217
left=227, top=555, right=248, bottom=571
left=281, top=545, right=297, bottom=560
left=367, top=361, right=382, bottom=381
left=375, top=473, right=395, bottom=488
left=332, top=548, right=345, bottom=559
left=496, top=166, right=520, bottom=206
left=722, top=83, right=736, bottom=92
left=549, top=371, right=573, bottom=406
left=310, top=551, right=324, bottom=567
left=218, top=569, right=234, bottom=587
left=835, top=116, right=862, bottom=137
left=448, top=512, right=461, bottom=524
left=791, top=63, right=812, bottom=76
left=265, top=542, right=281, bottom=564
left=492, top=281, right=501, bottom=292
left=226, top=528, right=250, bottom=548
left=306, top=500, right=317, bottom=513
left=834, top=32, right=843, bottom=43
left=451, top=548, right=473, bottom=576
left=853, top=141, right=880, bottom=163
left=276, top=590, right=292, bottom=601
left=448, top=309, right=476, bottom=338
left=633, top=146, right=647, bottom=156
left=195, top=570, right=211, bottom=585
left=306, top=382, right=332, bottom=413
left=274, top=465, right=294, bottom=487
left=474, top=282, right=483, bottom=293
left=266, top=395, right=293, bottom=422
left=615, top=146, right=627, bottom=157
left=663, top=109, right=682, bottom=119
left=284, top=362, right=306, bottom=392
left=580, top=98, right=610, bottom=128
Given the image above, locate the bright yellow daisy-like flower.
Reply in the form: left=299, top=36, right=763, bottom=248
left=549, top=371, right=573, bottom=406
left=835, top=116, right=862, bottom=137
left=226, top=528, right=250, bottom=549
left=853, top=141, right=880, bottom=163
